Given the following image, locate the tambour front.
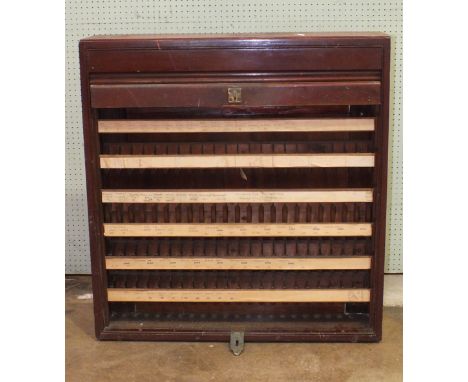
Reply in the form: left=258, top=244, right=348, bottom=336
left=79, top=33, right=390, bottom=342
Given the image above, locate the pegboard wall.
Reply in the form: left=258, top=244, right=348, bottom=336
left=65, top=0, right=403, bottom=274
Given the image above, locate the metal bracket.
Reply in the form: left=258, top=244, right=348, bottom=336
left=229, top=332, right=245, bottom=356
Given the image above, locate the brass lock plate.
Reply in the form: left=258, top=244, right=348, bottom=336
left=227, top=88, right=242, bottom=104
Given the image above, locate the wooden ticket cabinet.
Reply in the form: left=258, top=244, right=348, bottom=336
left=79, top=33, right=391, bottom=344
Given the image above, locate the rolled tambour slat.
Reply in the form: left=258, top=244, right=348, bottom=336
left=99, top=154, right=375, bottom=169
left=105, top=256, right=372, bottom=270
left=101, top=188, right=373, bottom=203
left=98, top=118, right=375, bottom=133
left=103, top=223, right=372, bottom=237
left=107, top=288, right=371, bottom=302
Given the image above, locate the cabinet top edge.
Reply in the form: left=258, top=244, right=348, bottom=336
left=83, top=32, right=389, bottom=40
left=80, top=32, right=390, bottom=49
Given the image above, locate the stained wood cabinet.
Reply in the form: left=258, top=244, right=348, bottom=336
left=79, top=33, right=390, bottom=342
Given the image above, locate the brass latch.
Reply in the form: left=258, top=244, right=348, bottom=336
left=227, top=88, right=242, bottom=104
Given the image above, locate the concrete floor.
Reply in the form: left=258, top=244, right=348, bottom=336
left=66, top=276, right=402, bottom=382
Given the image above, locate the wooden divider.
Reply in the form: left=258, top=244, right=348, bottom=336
left=103, top=223, right=372, bottom=237
left=98, top=118, right=375, bottom=133
left=100, top=154, right=375, bottom=169
left=105, top=256, right=371, bottom=270
left=101, top=188, right=373, bottom=204
left=107, top=288, right=371, bottom=302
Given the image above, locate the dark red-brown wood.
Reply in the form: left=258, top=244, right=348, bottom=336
left=86, top=47, right=383, bottom=73
left=79, top=33, right=390, bottom=343
left=91, top=82, right=381, bottom=109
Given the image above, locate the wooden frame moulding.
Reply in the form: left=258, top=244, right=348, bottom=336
left=107, top=288, right=371, bottom=303
left=105, top=256, right=372, bottom=270
left=101, top=188, right=373, bottom=203
left=100, top=154, right=375, bottom=169
left=103, top=223, right=372, bottom=237
left=98, top=118, right=375, bottom=133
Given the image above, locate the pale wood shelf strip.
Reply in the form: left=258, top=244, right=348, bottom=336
left=98, top=118, right=375, bottom=133
left=101, top=188, right=373, bottom=203
left=107, top=288, right=371, bottom=302
left=105, top=256, right=372, bottom=270
left=103, top=223, right=372, bottom=237
left=100, top=154, right=375, bottom=169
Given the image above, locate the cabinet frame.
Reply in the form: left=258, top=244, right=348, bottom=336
left=79, top=33, right=390, bottom=342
